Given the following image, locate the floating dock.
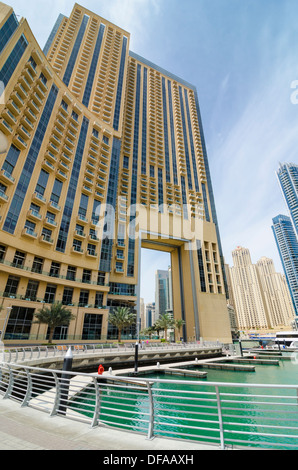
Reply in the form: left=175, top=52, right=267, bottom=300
left=159, top=367, right=207, bottom=378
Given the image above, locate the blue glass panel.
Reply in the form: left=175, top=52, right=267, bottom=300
left=99, top=138, right=121, bottom=272
left=82, top=23, right=105, bottom=107
left=56, top=117, right=89, bottom=252
left=113, top=36, right=128, bottom=131
left=0, top=12, right=18, bottom=54
left=0, top=34, right=28, bottom=86
left=43, top=14, right=65, bottom=56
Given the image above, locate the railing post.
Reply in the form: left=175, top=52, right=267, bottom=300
left=215, top=385, right=225, bottom=450
left=50, top=371, right=60, bottom=416
left=21, top=368, right=32, bottom=407
left=146, top=381, right=154, bottom=440
left=91, top=376, right=101, bottom=427
left=3, top=365, right=14, bottom=399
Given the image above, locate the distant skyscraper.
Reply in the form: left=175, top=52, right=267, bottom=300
left=256, top=257, right=295, bottom=327
left=155, top=267, right=173, bottom=319
left=145, top=302, right=155, bottom=328
left=229, top=247, right=270, bottom=330
left=272, top=215, right=298, bottom=318
left=276, top=163, right=298, bottom=236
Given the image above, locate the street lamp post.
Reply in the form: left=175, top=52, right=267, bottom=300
left=0, top=306, right=12, bottom=342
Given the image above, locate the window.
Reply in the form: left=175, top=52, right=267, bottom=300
left=123, top=156, right=129, bottom=169
left=49, top=262, right=60, bottom=278
left=4, top=306, right=34, bottom=340
left=0, top=244, right=6, bottom=262
left=4, top=275, right=20, bottom=297
left=87, top=243, right=96, bottom=256
left=50, top=178, right=63, bottom=204
left=82, top=313, right=102, bottom=340
left=102, top=135, right=109, bottom=145
left=41, top=227, right=52, bottom=242
left=97, top=272, right=105, bottom=286
left=82, top=269, right=91, bottom=284
left=95, top=292, right=103, bottom=308
left=75, top=224, right=85, bottom=236
left=79, top=290, right=89, bottom=307
left=62, top=287, right=73, bottom=306
left=12, top=251, right=25, bottom=268
left=44, top=284, right=56, bottom=303
left=35, top=169, right=49, bottom=196
left=66, top=265, right=76, bottom=281
left=25, top=280, right=39, bottom=301
left=73, top=239, right=82, bottom=252
left=32, top=256, right=43, bottom=274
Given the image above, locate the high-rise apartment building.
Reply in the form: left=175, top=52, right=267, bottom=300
left=276, top=163, right=298, bottom=236
left=0, top=2, right=231, bottom=343
left=256, top=257, right=295, bottom=327
left=272, top=215, right=298, bottom=318
left=230, top=246, right=295, bottom=330
left=230, top=247, right=270, bottom=330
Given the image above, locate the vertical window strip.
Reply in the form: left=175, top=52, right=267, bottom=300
left=82, top=23, right=106, bottom=107
left=0, top=12, right=19, bottom=55
left=180, top=176, right=188, bottom=219
left=167, top=80, right=178, bottom=186
left=184, top=88, right=199, bottom=193
left=127, top=63, right=141, bottom=277
left=0, top=34, right=28, bottom=86
left=56, top=116, right=89, bottom=252
left=179, top=86, right=193, bottom=190
left=113, top=36, right=128, bottom=131
left=197, top=240, right=206, bottom=292
left=202, top=183, right=210, bottom=222
left=141, top=67, right=147, bottom=175
left=43, top=13, right=65, bottom=56
left=3, top=84, right=58, bottom=234
left=158, top=167, right=164, bottom=212
left=62, top=14, right=89, bottom=86
left=99, top=138, right=121, bottom=272
left=162, top=77, right=170, bottom=183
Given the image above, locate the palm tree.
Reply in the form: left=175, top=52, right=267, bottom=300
left=155, top=313, right=175, bottom=341
left=109, top=306, right=136, bottom=342
left=174, top=318, right=185, bottom=342
left=34, top=303, right=75, bottom=344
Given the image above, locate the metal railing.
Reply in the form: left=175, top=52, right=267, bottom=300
left=0, top=361, right=298, bottom=450
left=1, top=341, right=222, bottom=364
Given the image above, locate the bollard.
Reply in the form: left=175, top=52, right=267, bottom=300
left=58, top=347, right=73, bottom=415
left=134, top=341, right=139, bottom=375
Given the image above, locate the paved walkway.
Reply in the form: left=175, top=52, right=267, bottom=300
left=0, top=398, right=218, bottom=451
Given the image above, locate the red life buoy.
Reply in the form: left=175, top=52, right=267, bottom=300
left=98, top=364, right=104, bottom=375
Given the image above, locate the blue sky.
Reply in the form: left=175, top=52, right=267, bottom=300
left=6, top=0, right=298, bottom=303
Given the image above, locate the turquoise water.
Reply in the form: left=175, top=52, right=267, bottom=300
left=72, top=356, right=298, bottom=449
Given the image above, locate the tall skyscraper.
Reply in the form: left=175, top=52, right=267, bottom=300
left=272, top=215, right=298, bottom=318
left=155, top=267, right=173, bottom=319
left=256, top=257, right=295, bottom=327
left=229, top=247, right=295, bottom=330
left=0, top=2, right=231, bottom=343
left=230, top=247, right=270, bottom=330
left=276, top=163, right=298, bottom=236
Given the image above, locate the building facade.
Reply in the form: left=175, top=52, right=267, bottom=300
left=0, top=2, right=231, bottom=343
left=230, top=246, right=295, bottom=330
left=272, top=214, right=298, bottom=318
left=276, top=163, right=298, bottom=236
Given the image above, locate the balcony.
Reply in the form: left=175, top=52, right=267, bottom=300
left=13, top=135, right=27, bottom=150
left=32, top=191, right=46, bottom=204
left=39, top=233, right=54, bottom=245
left=0, top=168, right=15, bottom=184
left=72, top=246, right=84, bottom=255
left=22, top=227, right=37, bottom=239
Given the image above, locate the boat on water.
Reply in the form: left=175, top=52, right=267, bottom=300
left=274, top=331, right=298, bottom=347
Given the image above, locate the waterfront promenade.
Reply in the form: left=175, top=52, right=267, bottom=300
left=0, top=395, right=216, bottom=451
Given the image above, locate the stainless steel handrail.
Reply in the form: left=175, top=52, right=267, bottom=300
left=0, top=361, right=297, bottom=450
